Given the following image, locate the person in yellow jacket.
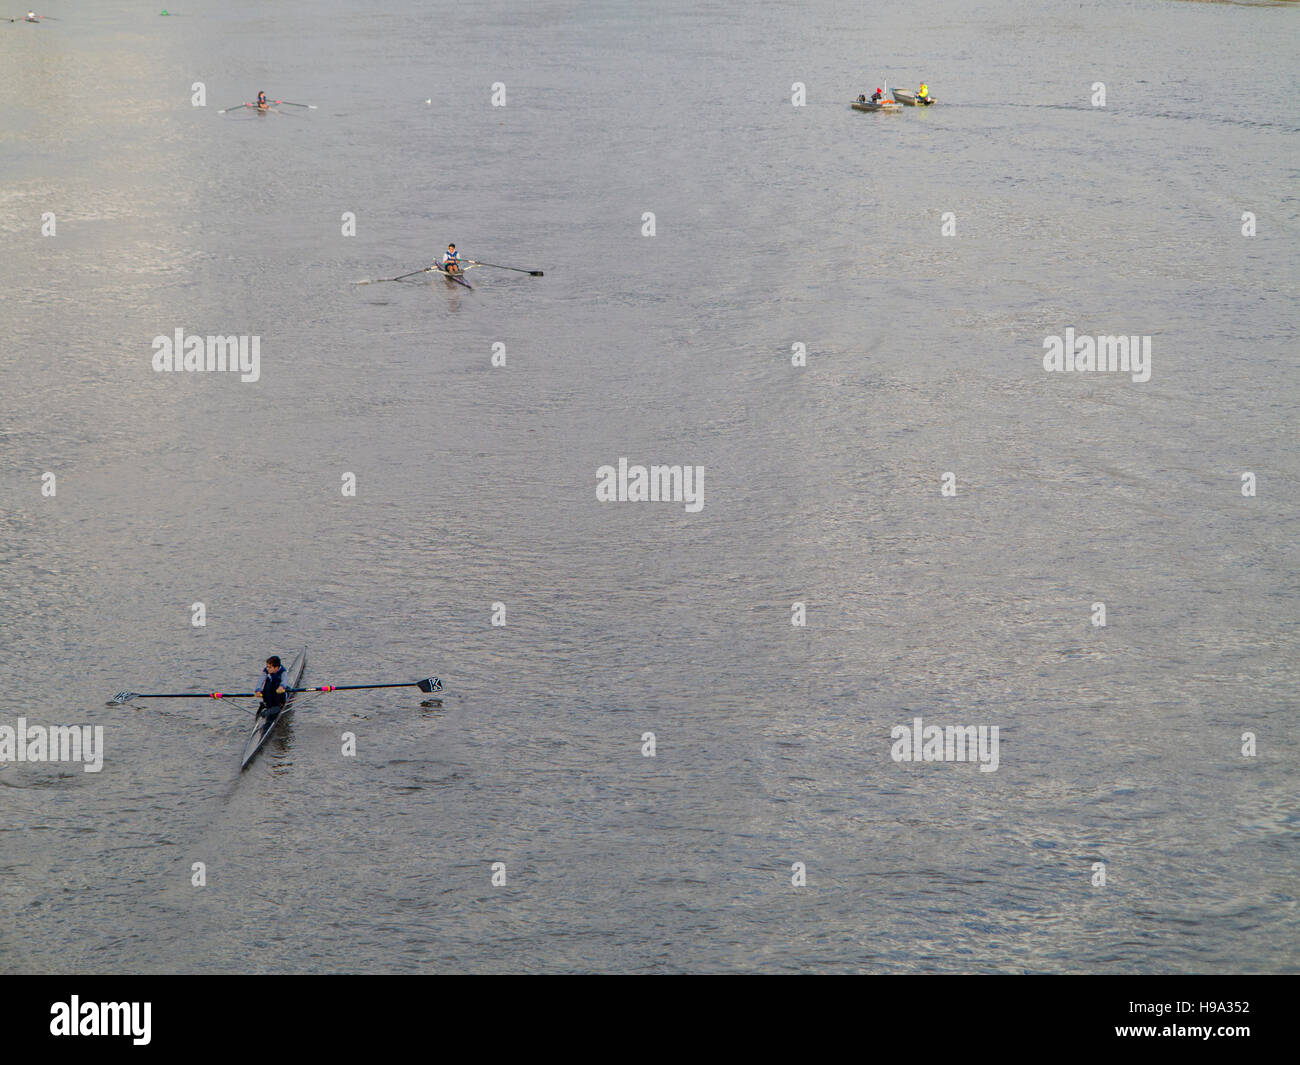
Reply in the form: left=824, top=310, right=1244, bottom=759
left=918, top=82, right=929, bottom=100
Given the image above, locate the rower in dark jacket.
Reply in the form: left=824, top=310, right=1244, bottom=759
left=254, top=656, right=288, bottom=719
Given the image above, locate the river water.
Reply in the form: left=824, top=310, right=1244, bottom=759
left=1, top=0, right=1296, bottom=973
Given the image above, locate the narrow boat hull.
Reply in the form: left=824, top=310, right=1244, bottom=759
left=851, top=100, right=902, bottom=112
left=241, top=648, right=307, bottom=769
left=436, top=265, right=474, bottom=289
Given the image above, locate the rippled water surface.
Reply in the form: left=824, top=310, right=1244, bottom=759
left=1, top=0, right=1297, bottom=973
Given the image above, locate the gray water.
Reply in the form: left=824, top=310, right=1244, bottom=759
left=1, top=0, right=1297, bottom=974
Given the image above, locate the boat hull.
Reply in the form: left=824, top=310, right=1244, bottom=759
left=436, top=265, right=474, bottom=289
left=893, top=90, right=935, bottom=106
left=851, top=101, right=902, bottom=112
left=241, top=648, right=307, bottom=769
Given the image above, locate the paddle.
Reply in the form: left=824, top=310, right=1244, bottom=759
left=217, top=103, right=251, bottom=113
left=113, top=689, right=262, bottom=702
left=111, top=677, right=441, bottom=704
left=354, top=266, right=434, bottom=285
left=470, top=260, right=544, bottom=277
left=275, top=100, right=317, bottom=109
left=305, top=679, right=442, bottom=694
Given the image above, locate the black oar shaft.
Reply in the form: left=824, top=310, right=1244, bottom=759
left=472, top=261, right=544, bottom=276
left=121, top=691, right=259, bottom=699
left=113, top=677, right=439, bottom=703
left=355, top=267, right=431, bottom=285
left=309, top=681, right=424, bottom=692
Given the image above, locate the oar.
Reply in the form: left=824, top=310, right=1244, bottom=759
left=275, top=100, right=317, bottom=109
left=111, top=677, right=440, bottom=703
left=217, top=103, right=251, bottom=113
left=470, top=260, right=544, bottom=277
left=111, top=689, right=262, bottom=703
left=354, top=266, right=434, bottom=285
left=304, top=678, right=442, bottom=694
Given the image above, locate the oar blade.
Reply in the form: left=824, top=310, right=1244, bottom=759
left=417, top=678, right=443, bottom=693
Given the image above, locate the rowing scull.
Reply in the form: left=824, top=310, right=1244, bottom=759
left=218, top=98, right=316, bottom=114
left=240, top=648, right=308, bottom=769
left=353, top=258, right=544, bottom=287
left=110, top=660, right=443, bottom=770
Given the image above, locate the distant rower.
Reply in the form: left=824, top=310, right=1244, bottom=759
left=254, top=655, right=288, bottom=719
left=256, top=90, right=268, bottom=110
left=440, top=243, right=465, bottom=274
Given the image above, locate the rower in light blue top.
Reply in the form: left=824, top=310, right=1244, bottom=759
left=439, top=243, right=466, bottom=274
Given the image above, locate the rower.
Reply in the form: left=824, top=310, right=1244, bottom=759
left=254, top=655, right=288, bottom=720
left=918, top=82, right=929, bottom=101
left=256, top=90, right=268, bottom=110
left=440, top=243, right=464, bottom=274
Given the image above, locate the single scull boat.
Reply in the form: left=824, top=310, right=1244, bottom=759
left=353, top=258, right=543, bottom=287
left=110, top=653, right=443, bottom=770
left=218, top=98, right=316, bottom=115
left=241, top=648, right=308, bottom=769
